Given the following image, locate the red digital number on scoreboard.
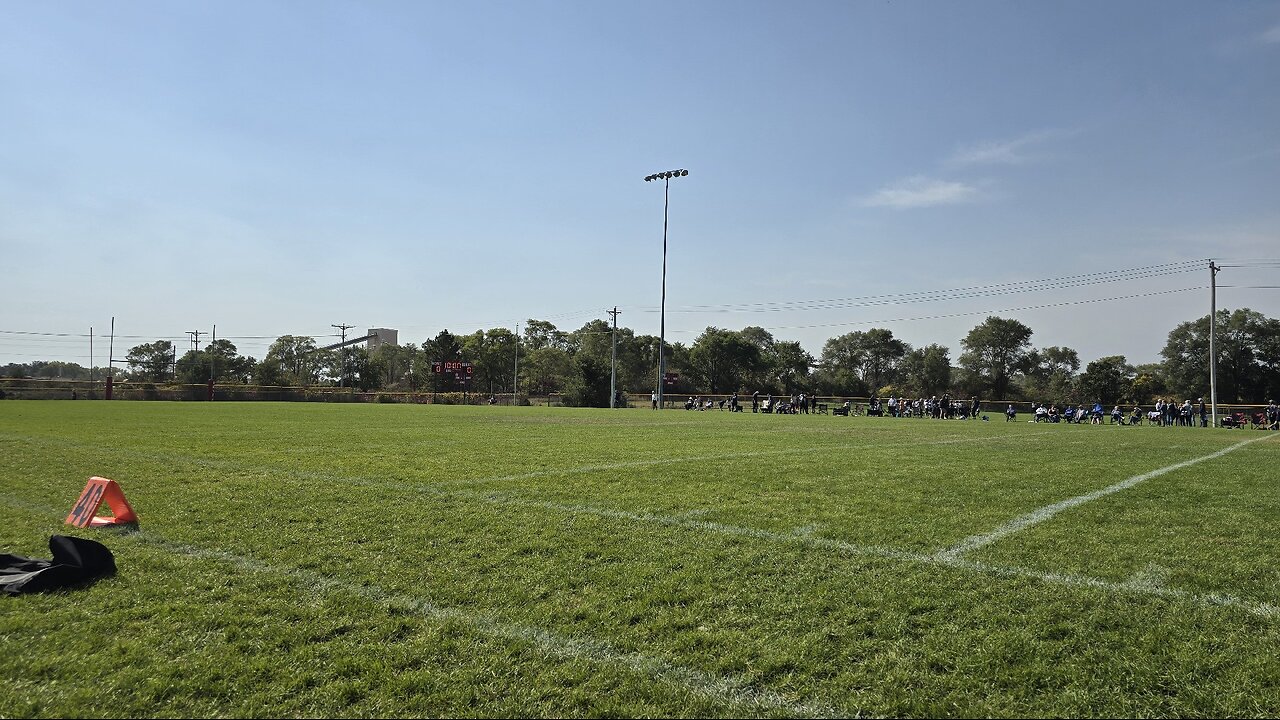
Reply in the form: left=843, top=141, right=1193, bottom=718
left=433, top=361, right=473, bottom=376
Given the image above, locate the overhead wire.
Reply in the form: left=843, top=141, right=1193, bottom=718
left=665, top=287, right=1200, bottom=333
left=637, top=260, right=1208, bottom=314
left=5, top=258, right=1277, bottom=363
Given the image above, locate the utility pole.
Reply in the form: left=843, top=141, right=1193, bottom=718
left=512, top=323, right=520, bottom=405
left=107, top=317, right=115, bottom=400
left=89, top=327, right=94, bottom=384
left=1209, top=261, right=1219, bottom=428
left=332, top=323, right=354, bottom=388
left=607, top=307, right=621, bottom=408
left=186, top=330, right=202, bottom=389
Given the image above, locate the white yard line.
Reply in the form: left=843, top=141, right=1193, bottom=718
left=7, top=429, right=1276, bottom=632
left=6, top=489, right=1278, bottom=623
left=0, top=493, right=841, bottom=718
left=0, top=427, right=1055, bottom=490
left=478, top=494, right=1280, bottom=620
left=412, top=429, right=1059, bottom=488
left=126, top=534, right=846, bottom=719
left=936, top=434, right=1276, bottom=559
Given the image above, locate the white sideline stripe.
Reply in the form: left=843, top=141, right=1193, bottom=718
left=5, top=491, right=1278, bottom=623
left=487, top=495, right=1280, bottom=620
left=6, top=429, right=1276, bottom=620
left=128, top=535, right=844, bottom=719
left=438, top=430, right=1058, bottom=487
left=937, top=434, right=1277, bottom=558
left=0, top=427, right=1055, bottom=490
left=0, top=496, right=841, bottom=719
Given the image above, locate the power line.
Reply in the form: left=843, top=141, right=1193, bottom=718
left=665, top=287, right=1200, bottom=333
left=645, top=261, right=1208, bottom=314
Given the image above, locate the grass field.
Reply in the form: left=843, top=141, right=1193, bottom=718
left=1, top=400, right=1278, bottom=718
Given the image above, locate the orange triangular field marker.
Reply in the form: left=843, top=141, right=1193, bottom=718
left=66, top=477, right=138, bottom=528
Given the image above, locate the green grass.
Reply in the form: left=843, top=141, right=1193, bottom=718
left=1, top=400, right=1277, bottom=718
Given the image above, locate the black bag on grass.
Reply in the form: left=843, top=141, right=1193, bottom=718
left=0, top=535, right=116, bottom=594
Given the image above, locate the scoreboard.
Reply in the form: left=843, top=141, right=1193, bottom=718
left=432, top=360, right=474, bottom=386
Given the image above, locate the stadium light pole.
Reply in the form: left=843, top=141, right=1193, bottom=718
left=644, top=168, right=688, bottom=410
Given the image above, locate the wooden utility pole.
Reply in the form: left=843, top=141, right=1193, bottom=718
left=608, top=307, right=621, bottom=408
left=332, top=323, right=354, bottom=388
left=1209, top=261, right=1219, bottom=427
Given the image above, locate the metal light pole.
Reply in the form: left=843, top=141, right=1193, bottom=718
left=608, top=307, right=620, bottom=408
left=644, top=168, right=688, bottom=410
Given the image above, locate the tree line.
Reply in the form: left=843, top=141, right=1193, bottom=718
left=5, top=308, right=1278, bottom=407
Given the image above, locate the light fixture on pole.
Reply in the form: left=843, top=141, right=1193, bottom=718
left=644, top=168, right=688, bottom=410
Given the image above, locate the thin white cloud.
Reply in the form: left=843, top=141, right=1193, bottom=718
left=862, top=177, right=979, bottom=208
left=948, top=129, right=1070, bottom=166
left=1264, top=24, right=1280, bottom=43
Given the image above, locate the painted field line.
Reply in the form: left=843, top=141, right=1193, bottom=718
left=0, top=495, right=843, bottom=719
left=5, top=459, right=1279, bottom=625
left=129, top=535, right=845, bottom=719
left=430, top=429, right=1059, bottom=488
left=7, top=429, right=1273, bottom=622
left=937, top=434, right=1277, bottom=559
left=484, top=494, right=1280, bottom=620
left=0, top=427, right=1055, bottom=491
left=12, top=429, right=1273, bottom=622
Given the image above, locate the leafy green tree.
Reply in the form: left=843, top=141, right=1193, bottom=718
left=346, top=347, right=386, bottom=392
left=5, top=361, right=93, bottom=380
left=613, top=333, right=663, bottom=394
left=1022, top=346, right=1080, bottom=402
left=605, top=329, right=645, bottom=395
left=371, top=341, right=421, bottom=390
left=1077, top=355, right=1135, bottom=407
left=461, top=330, right=519, bottom=395
left=687, top=327, right=763, bottom=394
left=765, top=340, right=813, bottom=395
left=565, top=319, right=622, bottom=402
left=814, top=329, right=905, bottom=396
left=176, top=340, right=254, bottom=384
left=523, top=346, right=572, bottom=396
left=663, top=342, right=693, bottom=396
left=568, top=320, right=612, bottom=364
left=263, top=335, right=321, bottom=386
left=736, top=326, right=777, bottom=392
left=252, top=357, right=287, bottom=387
left=523, top=320, right=567, bottom=351
left=859, top=328, right=908, bottom=392
left=959, top=317, right=1034, bottom=400
left=423, top=330, right=463, bottom=392
left=901, top=344, right=952, bottom=396
left=562, top=352, right=611, bottom=407
left=125, top=340, right=175, bottom=382
left=816, top=332, right=870, bottom=396
left=1128, top=363, right=1167, bottom=405
left=1161, top=308, right=1280, bottom=403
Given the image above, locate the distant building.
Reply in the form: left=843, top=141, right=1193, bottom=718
left=366, top=328, right=398, bottom=352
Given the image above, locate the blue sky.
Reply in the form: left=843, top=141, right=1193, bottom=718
left=2, top=1, right=1278, bottom=369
